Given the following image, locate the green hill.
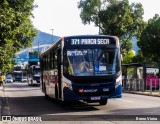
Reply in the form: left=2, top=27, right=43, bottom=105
left=16, top=31, right=60, bottom=62
left=33, top=31, right=60, bottom=46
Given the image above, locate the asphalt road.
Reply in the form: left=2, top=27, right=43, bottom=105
left=0, top=82, right=160, bottom=124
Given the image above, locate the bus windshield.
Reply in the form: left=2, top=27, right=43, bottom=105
left=63, top=48, right=120, bottom=76
left=34, top=68, right=41, bottom=75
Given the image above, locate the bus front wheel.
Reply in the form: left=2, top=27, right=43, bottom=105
left=99, top=99, right=108, bottom=105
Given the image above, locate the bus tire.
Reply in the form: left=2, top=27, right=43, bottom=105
left=99, top=99, right=108, bottom=105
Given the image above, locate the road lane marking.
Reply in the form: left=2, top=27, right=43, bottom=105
left=117, top=99, right=133, bottom=103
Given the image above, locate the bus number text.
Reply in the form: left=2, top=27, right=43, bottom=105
left=71, top=39, right=110, bottom=45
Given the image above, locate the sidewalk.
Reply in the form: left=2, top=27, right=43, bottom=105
left=0, top=86, right=6, bottom=119
left=123, top=90, right=160, bottom=97
left=0, top=86, right=3, bottom=119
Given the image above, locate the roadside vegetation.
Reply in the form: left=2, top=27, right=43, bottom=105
left=0, top=0, right=37, bottom=74
left=1, top=0, right=160, bottom=74
left=78, top=0, right=160, bottom=66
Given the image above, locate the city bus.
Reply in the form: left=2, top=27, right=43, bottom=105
left=13, top=70, right=27, bottom=82
left=40, top=35, right=122, bottom=105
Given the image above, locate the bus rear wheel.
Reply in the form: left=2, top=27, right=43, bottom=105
left=99, top=99, right=108, bottom=105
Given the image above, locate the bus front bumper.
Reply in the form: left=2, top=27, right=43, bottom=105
left=63, top=85, right=122, bottom=102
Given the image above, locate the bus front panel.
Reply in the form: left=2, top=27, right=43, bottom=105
left=62, top=36, right=122, bottom=102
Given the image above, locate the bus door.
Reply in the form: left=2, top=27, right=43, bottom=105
left=57, top=48, right=62, bottom=99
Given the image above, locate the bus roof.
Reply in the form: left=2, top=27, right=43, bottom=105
left=64, top=35, right=117, bottom=39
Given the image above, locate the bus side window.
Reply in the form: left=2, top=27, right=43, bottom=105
left=50, top=50, right=54, bottom=69
left=44, top=55, right=47, bottom=70
left=54, top=50, right=57, bottom=68
left=57, top=48, right=61, bottom=64
left=47, top=53, right=50, bottom=70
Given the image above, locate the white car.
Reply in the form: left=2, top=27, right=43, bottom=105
left=5, top=77, right=13, bottom=83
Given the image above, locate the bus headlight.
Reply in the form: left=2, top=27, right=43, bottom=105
left=115, top=75, right=122, bottom=89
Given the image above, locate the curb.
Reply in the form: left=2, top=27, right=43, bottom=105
left=0, top=86, right=6, bottom=118
left=0, top=86, right=3, bottom=119
left=123, top=91, right=160, bottom=97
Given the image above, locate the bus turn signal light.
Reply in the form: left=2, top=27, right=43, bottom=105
left=79, top=88, right=84, bottom=93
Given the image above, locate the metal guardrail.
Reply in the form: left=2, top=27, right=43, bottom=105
left=122, top=78, right=160, bottom=95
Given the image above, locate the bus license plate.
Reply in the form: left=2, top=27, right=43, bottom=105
left=91, top=96, right=101, bottom=100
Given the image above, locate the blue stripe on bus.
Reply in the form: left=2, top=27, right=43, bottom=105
left=63, top=84, right=122, bottom=102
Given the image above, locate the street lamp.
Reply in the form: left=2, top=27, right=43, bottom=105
left=50, top=29, right=54, bottom=36
left=50, top=29, right=54, bottom=44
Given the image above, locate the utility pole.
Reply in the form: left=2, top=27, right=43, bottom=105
left=51, top=29, right=54, bottom=36
left=50, top=29, right=54, bottom=44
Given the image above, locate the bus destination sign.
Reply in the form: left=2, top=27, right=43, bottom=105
left=70, top=38, right=110, bottom=45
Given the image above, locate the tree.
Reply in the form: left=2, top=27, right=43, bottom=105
left=132, top=50, right=144, bottom=63
left=78, top=0, right=145, bottom=36
left=137, top=14, right=160, bottom=65
left=78, top=0, right=146, bottom=61
left=122, top=50, right=135, bottom=64
left=0, top=0, right=37, bottom=73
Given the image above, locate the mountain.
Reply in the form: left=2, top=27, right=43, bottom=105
left=32, top=31, right=60, bottom=46
left=16, top=31, right=60, bottom=62
left=16, top=32, right=140, bottom=62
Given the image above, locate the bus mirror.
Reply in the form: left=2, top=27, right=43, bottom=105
left=54, top=70, right=58, bottom=76
left=121, top=54, right=123, bottom=61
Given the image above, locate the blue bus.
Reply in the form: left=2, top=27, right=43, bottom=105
left=13, top=70, right=27, bottom=82
left=40, top=35, right=122, bottom=105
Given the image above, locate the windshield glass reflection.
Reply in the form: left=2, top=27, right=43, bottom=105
left=64, top=48, right=120, bottom=76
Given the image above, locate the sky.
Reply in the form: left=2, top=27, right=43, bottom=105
left=31, top=0, right=160, bottom=37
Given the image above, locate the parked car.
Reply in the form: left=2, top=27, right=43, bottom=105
left=5, top=77, right=13, bottom=83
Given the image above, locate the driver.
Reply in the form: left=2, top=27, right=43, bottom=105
left=80, top=62, right=89, bottom=72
